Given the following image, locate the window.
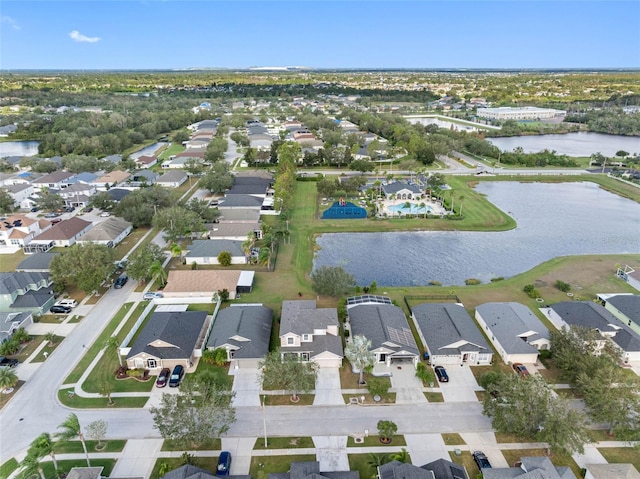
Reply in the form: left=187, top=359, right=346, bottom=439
left=147, top=359, right=157, bottom=369
left=302, top=334, right=311, bottom=342
left=287, top=337, right=294, bottom=345
left=301, top=352, right=309, bottom=361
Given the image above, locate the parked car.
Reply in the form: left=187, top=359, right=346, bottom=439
left=434, top=365, right=449, bottom=383
left=143, top=292, right=164, bottom=300
left=472, top=451, right=492, bottom=469
left=216, top=451, right=232, bottom=476
left=50, top=305, right=72, bottom=314
left=0, top=356, right=19, bottom=368
left=156, top=368, right=171, bottom=388
left=512, top=363, right=530, bottom=378
left=44, top=212, right=60, bottom=218
left=100, top=211, right=111, bottom=217
left=30, top=207, right=39, bottom=212
left=55, top=299, right=78, bottom=308
left=51, top=218, right=62, bottom=224
left=84, top=207, right=93, bottom=213
left=114, top=275, right=128, bottom=289
left=64, top=206, right=75, bottom=212
left=168, top=365, right=184, bottom=387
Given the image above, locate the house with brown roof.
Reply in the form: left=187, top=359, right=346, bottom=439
left=0, top=215, right=51, bottom=250
left=162, top=270, right=251, bottom=300
left=135, top=155, right=158, bottom=168
left=32, top=171, right=76, bottom=191
left=27, top=217, right=93, bottom=252
left=92, top=170, right=131, bottom=191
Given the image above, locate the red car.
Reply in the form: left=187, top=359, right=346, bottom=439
left=156, top=368, right=171, bottom=388
left=512, top=363, right=530, bottom=378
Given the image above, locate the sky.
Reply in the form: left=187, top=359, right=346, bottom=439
left=1, top=1, right=639, bottom=70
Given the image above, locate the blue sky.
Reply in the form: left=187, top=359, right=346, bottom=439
left=1, top=1, right=639, bottom=70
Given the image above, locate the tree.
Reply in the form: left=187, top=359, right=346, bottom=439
left=345, top=335, right=376, bottom=385
left=127, top=243, right=165, bottom=283
left=35, top=189, right=65, bottom=212
left=260, top=351, right=317, bottom=402
left=103, top=335, right=123, bottom=368
left=349, top=159, right=375, bottom=174
left=99, top=381, right=115, bottom=406
left=89, top=191, right=116, bottom=211
left=389, top=448, right=409, bottom=463
left=310, top=265, right=356, bottom=297
left=50, top=243, right=116, bottom=294
left=149, top=372, right=236, bottom=449
left=217, top=251, right=232, bottom=266
left=56, top=413, right=91, bottom=467
left=199, top=162, right=233, bottom=194
left=152, top=206, right=204, bottom=243
left=0, top=367, right=18, bottom=391
left=27, top=433, right=58, bottom=475
left=377, top=420, right=397, bottom=443
left=86, top=419, right=108, bottom=448
left=258, top=246, right=271, bottom=271
left=0, top=188, right=15, bottom=213
left=150, top=260, right=168, bottom=286
left=482, top=374, right=590, bottom=455
left=44, top=331, right=57, bottom=346
left=367, top=453, right=390, bottom=469
left=16, top=454, right=45, bottom=479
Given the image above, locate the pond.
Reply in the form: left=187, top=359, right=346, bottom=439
left=0, top=140, right=40, bottom=157
left=313, top=182, right=640, bottom=287
left=487, top=132, right=640, bottom=157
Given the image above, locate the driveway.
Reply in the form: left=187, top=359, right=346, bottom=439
left=222, top=437, right=257, bottom=475
left=389, top=364, right=427, bottom=404
left=231, top=368, right=261, bottom=407
left=404, top=433, right=448, bottom=465
left=439, top=365, right=481, bottom=402
left=313, top=436, right=349, bottom=471
left=571, top=445, right=608, bottom=469
left=460, top=432, right=509, bottom=468
left=313, top=368, right=344, bottom=405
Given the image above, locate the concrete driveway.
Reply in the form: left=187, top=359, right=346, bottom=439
left=571, top=445, right=608, bottom=469
left=222, top=437, right=257, bottom=475
left=314, top=368, right=345, bottom=405
left=231, top=368, right=261, bottom=407
left=404, top=433, right=449, bottom=465
left=313, top=436, right=349, bottom=471
left=389, top=364, right=427, bottom=404
left=460, top=432, right=509, bottom=468
left=439, top=365, right=481, bottom=402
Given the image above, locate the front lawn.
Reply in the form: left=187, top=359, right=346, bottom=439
left=53, top=440, right=126, bottom=454
left=0, top=458, right=18, bottom=478
left=442, top=433, right=465, bottom=445
left=597, top=447, right=640, bottom=470
left=500, top=448, right=581, bottom=477
left=41, top=459, right=116, bottom=478
left=57, top=388, right=148, bottom=408
left=150, top=457, right=217, bottom=479
left=424, top=392, right=444, bottom=402
left=253, top=436, right=314, bottom=450
left=31, top=336, right=64, bottom=362
left=263, top=394, right=314, bottom=406
left=448, top=450, right=478, bottom=478
left=249, top=454, right=316, bottom=478
left=162, top=438, right=221, bottom=451
left=347, top=435, right=406, bottom=447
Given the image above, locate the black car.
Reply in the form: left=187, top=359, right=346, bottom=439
left=0, top=356, right=19, bottom=368
left=50, top=304, right=72, bottom=314
left=84, top=207, right=94, bottom=213
left=434, top=365, right=449, bottom=383
left=168, top=365, right=184, bottom=387
left=114, top=275, right=128, bottom=289
left=156, top=368, right=171, bottom=388
left=216, top=451, right=232, bottom=476
left=472, top=451, right=492, bottom=469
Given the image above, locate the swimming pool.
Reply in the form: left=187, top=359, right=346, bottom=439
left=387, top=203, right=433, bottom=214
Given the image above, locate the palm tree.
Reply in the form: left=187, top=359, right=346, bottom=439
left=169, top=242, right=183, bottom=264
left=27, top=432, right=58, bottom=474
left=389, top=448, right=409, bottom=463
left=458, top=194, right=466, bottom=217
left=402, top=201, right=411, bottom=216
left=258, top=247, right=271, bottom=271
left=103, top=335, right=123, bottom=367
left=419, top=201, right=426, bottom=219
left=241, top=232, right=256, bottom=263
left=149, top=260, right=167, bottom=286
left=44, top=331, right=57, bottom=346
left=99, top=381, right=114, bottom=406
left=56, top=413, right=90, bottom=467
left=0, top=367, right=18, bottom=391
left=16, top=454, right=45, bottom=479
left=366, top=453, right=388, bottom=469
left=345, top=335, right=376, bottom=385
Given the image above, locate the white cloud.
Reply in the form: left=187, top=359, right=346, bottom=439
left=1, top=16, right=21, bottom=31
left=69, top=30, right=101, bottom=43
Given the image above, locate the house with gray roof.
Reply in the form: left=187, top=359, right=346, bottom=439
left=32, top=171, right=76, bottom=191
left=77, top=217, right=132, bottom=247
left=0, top=272, right=55, bottom=315
left=483, top=456, right=575, bottom=479
left=347, top=297, right=420, bottom=367
left=585, top=463, right=639, bottom=479
left=412, top=303, right=493, bottom=366
left=0, top=311, right=34, bottom=343
left=206, top=305, right=273, bottom=368
left=378, top=459, right=469, bottom=479
left=4, top=183, right=34, bottom=209
left=270, top=461, right=358, bottom=479
left=126, top=170, right=158, bottom=188
left=206, top=222, right=262, bottom=241
left=217, top=195, right=264, bottom=210
left=475, top=302, right=550, bottom=365
left=67, top=172, right=100, bottom=185
left=381, top=181, right=422, bottom=200
left=58, top=182, right=97, bottom=208
left=16, top=252, right=59, bottom=272
left=101, top=154, right=122, bottom=164
left=548, top=301, right=640, bottom=362
left=279, top=300, right=343, bottom=368
left=106, top=188, right=132, bottom=202
left=185, top=240, right=246, bottom=265
left=601, top=294, right=640, bottom=336
left=218, top=209, right=261, bottom=224
left=125, top=310, right=209, bottom=372
left=157, top=170, right=188, bottom=188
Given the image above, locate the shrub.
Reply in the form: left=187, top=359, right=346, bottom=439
left=415, top=362, right=435, bottom=384
left=554, top=280, right=571, bottom=292
left=217, top=251, right=232, bottom=266
left=368, top=377, right=390, bottom=397
left=465, top=278, right=482, bottom=285
left=429, top=280, right=442, bottom=286
left=523, top=284, right=541, bottom=299
left=490, top=277, right=504, bottom=282
left=377, top=420, right=397, bottom=440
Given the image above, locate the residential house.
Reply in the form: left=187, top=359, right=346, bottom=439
left=381, top=181, right=423, bottom=200
left=58, top=182, right=96, bottom=208
left=92, top=170, right=131, bottom=191
left=135, top=155, right=158, bottom=169
left=347, top=296, right=420, bottom=367
left=475, top=302, right=550, bottom=364
left=101, top=154, right=122, bottom=164
left=483, top=456, right=576, bottom=479
left=0, top=215, right=51, bottom=250
left=617, top=265, right=640, bottom=292
left=161, top=465, right=217, bottom=479
left=3, top=183, right=35, bottom=209
left=27, top=217, right=93, bottom=252
left=106, top=188, right=132, bottom=203
left=206, top=222, right=262, bottom=241
left=218, top=209, right=261, bottom=224
left=126, top=170, right=158, bottom=188
left=584, top=464, right=639, bottom=479
left=601, top=294, right=640, bottom=336
left=76, top=217, right=133, bottom=248
left=548, top=301, right=640, bottom=362
left=378, top=459, right=469, bottom=479
left=184, top=240, right=246, bottom=265
left=65, top=467, right=105, bottom=479
left=206, top=304, right=273, bottom=368
left=32, top=171, right=76, bottom=191
left=217, top=195, right=265, bottom=210
left=66, top=172, right=100, bottom=185
left=269, top=461, right=358, bottom=479
left=156, top=170, right=188, bottom=188
left=411, top=303, right=493, bottom=366
left=0, top=272, right=55, bottom=315
left=0, top=311, right=34, bottom=343
left=162, top=270, right=253, bottom=300
left=16, top=252, right=59, bottom=272
left=279, top=300, right=343, bottom=368
left=125, top=310, right=209, bottom=372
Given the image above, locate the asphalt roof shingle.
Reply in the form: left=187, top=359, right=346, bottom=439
left=206, top=305, right=273, bottom=359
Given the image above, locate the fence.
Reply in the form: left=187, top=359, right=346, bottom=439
left=403, top=294, right=461, bottom=314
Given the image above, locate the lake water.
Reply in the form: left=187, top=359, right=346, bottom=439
left=487, top=132, right=640, bottom=157
left=313, top=182, right=640, bottom=287
left=0, top=141, right=40, bottom=157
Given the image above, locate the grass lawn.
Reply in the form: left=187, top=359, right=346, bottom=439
left=588, top=430, right=620, bottom=442
left=424, top=392, right=444, bottom=402
left=0, top=249, right=26, bottom=273
left=150, top=457, right=216, bottom=479
left=68, top=314, right=83, bottom=324
left=500, top=448, right=581, bottom=477
left=597, top=447, right=640, bottom=471
left=57, top=388, right=148, bottom=408
left=162, top=438, right=221, bottom=451
left=0, top=380, right=23, bottom=410
left=253, top=436, right=314, bottom=450
left=442, top=433, right=466, bottom=445
left=37, top=314, right=67, bottom=324
left=263, top=394, right=314, bottom=406
left=113, top=226, right=153, bottom=260
left=448, top=450, right=478, bottom=478
left=348, top=453, right=376, bottom=479
left=347, top=435, right=406, bottom=447
left=250, top=454, right=316, bottom=478
left=53, top=440, right=126, bottom=454
left=41, top=459, right=116, bottom=478
left=342, top=392, right=396, bottom=404
left=536, top=359, right=565, bottom=384
left=13, top=337, right=44, bottom=362
left=31, top=336, right=63, bottom=362
left=0, top=458, right=18, bottom=478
